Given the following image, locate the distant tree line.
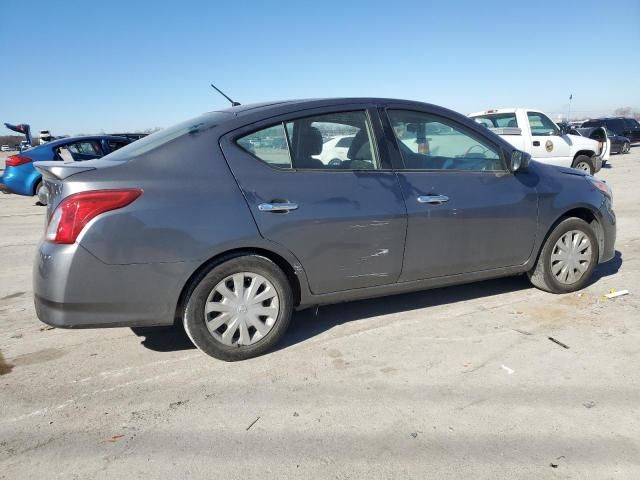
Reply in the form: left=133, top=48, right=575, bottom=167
left=613, top=107, right=640, bottom=120
left=0, top=135, right=23, bottom=146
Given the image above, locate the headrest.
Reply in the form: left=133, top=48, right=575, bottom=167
left=298, top=126, right=323, bottom=156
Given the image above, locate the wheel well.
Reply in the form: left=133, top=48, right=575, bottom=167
left=173, top=248, right=302, bottom=325
left=573, top=150, right=595, bottom=163
left=539, top=207, right=603, bottom=261
left=32, top=177, right=42, bottom=195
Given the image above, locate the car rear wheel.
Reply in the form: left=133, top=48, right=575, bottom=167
left=572, top=155, right=594, bottom=175
left=34, top=181, right=48, bottom=206
left=622, top=142, right=630, bottom=154
left=527, top=217, right=599, bottom=294
left=183, top=254, right=293, bottom=361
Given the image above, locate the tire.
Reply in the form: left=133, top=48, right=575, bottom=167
left=528, top=217, right=599, bottom=294
left=572, top=155, right=594, bottom=175
left=183, top=254, right=293, bottom=361
left=622, top=142, right=630, bottom=154
left=34, top=181, right=48, bottom=206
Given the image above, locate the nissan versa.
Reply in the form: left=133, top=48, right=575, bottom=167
left=33, top=99, right=616, bottom=361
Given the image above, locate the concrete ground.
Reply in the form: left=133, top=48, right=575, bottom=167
left=1, top=149, right=639, bottom=479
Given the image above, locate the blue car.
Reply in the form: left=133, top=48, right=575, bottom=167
left=1, top=135, right=131, bottom=204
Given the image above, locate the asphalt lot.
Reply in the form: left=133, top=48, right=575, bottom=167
left=1, top=149, right=639, bottom=479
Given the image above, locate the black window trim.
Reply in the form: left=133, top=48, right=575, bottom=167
left=381, top=107, right=509, bottom=173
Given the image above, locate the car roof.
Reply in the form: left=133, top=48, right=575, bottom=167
left=45, top=135, right=130, bottom=146
left=209, top=97, right=461, bottom=116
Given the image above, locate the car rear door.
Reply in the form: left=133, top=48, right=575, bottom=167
left=381, top=105, right=538, bottom=281
left=220, top=104, right=408, bottom=295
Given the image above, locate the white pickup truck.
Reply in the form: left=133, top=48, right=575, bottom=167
left=468, top=108, right=609, bottom=175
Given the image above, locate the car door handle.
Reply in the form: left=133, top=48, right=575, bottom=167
left=258, top=202, right=299, bottom=213
left=417, top=195, right=449, bottom=205
left=533, top=141, right=540, bottom=146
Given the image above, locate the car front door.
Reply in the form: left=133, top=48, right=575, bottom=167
left=526, top=111, right=572, bottom=167
left=381, top=106, right=538, bottom=281
left=220, top=106, right=408, bottom=295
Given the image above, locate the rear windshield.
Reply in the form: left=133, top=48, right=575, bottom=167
left=103, top=112, right=231, bottom=161
left=471, top=113, right=518, bottom=129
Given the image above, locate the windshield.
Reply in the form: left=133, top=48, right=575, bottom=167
left=471, top=113, right=518, bottom=129
left=103, top=112, right=231, bottom=161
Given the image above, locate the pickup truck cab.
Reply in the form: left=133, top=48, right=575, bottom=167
left=469, top=108, right=609, bottom=175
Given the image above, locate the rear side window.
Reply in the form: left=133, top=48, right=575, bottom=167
left=472, top=113, right=518, bottom=129
left=68, top=141, right=101, bottom=155
left=605, top=119, right=625, bottom=133
left=236, top=110, right=379, bottom=171
left=237, top=124, right=291, bottom=168
left=581, top=120, right=601, bottom=128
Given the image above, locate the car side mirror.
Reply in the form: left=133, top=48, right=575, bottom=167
left=509, top=150, right=530, bottom=172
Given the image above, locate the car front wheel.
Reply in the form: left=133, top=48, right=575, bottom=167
left=528, top=217, right=599, bottom=294
left=183, top=254, right=293, bottom=361
left=572, top=155, right=595, bottom=175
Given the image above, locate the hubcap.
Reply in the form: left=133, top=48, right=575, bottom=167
left=204, top=272, right=279, bottom=346
left=551, top=230, right=593, bottom=285
left=575, top=161, right=590, bottom=173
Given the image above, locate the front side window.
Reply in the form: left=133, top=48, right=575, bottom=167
left=388, top=110, right=503, bottom=171
left=527, top=112, right=559, bottom=136
left=237, top=110, right=379, bottom=170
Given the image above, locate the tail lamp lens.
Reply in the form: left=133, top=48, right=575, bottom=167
left=5, top=155, right=32, bottom=167
left=45, top=189, right=143, bottom=244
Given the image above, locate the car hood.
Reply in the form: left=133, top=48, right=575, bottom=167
left=566, top=133, right=599, bottom=149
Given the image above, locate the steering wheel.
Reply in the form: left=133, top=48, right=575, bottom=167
left=464, top=144, right=489, bottom=158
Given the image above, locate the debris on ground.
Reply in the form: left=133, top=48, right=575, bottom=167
left=501, top=365, right=514, bottom=375
left=246, top=416, right=261, bottom=431
left=548, top=337, right=570, bottom=349
left=108, top=434, right=125, bottom=442
left=512, top=329, right=533, bottom=336
left=169, top=400, right=189, bottom=410
left=583, top=401, right=596, bottom=409
left=39, top=326, right=55, bottom=331
left=410, top=432, right=418, bottom=438
left=604, top=289, right=629, bottom=299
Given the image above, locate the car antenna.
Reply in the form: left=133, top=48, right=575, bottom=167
left=210, top=83, right=241, bottom=106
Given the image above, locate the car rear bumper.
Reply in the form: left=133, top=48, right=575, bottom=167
left=33, top=240, right=198, bottom=329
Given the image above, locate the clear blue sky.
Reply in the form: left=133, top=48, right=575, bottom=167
left=1, top=0, right=638, bottom=135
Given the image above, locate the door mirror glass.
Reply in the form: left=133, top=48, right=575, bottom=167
left=509, top=150, right=530, bottom=172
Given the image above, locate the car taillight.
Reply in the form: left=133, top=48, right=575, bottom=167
left=45, top=189, right=143, bottom=244
left=5, top=155, right=32, bottom=167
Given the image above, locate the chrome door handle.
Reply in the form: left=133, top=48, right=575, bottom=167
left=258, top=202, right=299, bottom=212
left=417, top=195, right=449, bottom=205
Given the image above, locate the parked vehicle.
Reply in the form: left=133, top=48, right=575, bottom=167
left=1, top=135, right=131, bottom=205
left=580, top=117, right=640, bottom=144
left=314, top=134, right=355, bottom=164
left=469, top=108, right=609, bottom=175
left=573, top=127, right=631, bottom=155
left=33, top=98, right=616, bottom=361
left=39, top=130, right=54, bottom=143
left=108, top=132, right=149, bottom=141
left=1, top=145, right=9, bottom=152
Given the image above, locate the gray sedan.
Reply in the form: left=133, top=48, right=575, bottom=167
left=33, top=98, right=616, bottom=361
